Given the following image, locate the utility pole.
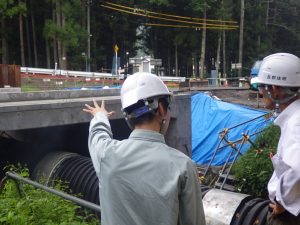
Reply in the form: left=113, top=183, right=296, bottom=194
left=87, top=0, right=91, bottom=72
left=238, top=0, right=244, bottom=77
left=200, top=7, right=207, bottom=79
left=265, top=0, right=270, bottom=27
left=223, top=30, right=227, bottom=78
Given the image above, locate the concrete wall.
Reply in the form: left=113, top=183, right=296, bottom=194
left=0, top=90, right=192, bottom=178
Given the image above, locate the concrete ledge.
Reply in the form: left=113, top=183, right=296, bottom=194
left=0, top=93, right=189, bottom=129
left=0, top=87, right=21, bottom=93
left=0, top=89, right=120, bottom=102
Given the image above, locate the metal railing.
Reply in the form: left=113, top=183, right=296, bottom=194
left=21, top=67, right=186, bottom=83
left=207, top=77, right=248, bottom=87
left=4, top=172, right=101, bottom=213
left=21, top=67, right=114, bottom=79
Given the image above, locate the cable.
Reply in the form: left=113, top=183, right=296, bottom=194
left=101, top=4, right=239, bottom=29
left=101, top=4, right=238, bottom=29
left=145, top=23, right=237, bottom=30
left=104, top=1, right=238, bottom=24
left=102, top=3, right=238, bottom=28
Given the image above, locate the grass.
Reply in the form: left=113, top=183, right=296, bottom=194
left=0, top=165, right=101, bottom=225
left=21, top=85, right=43, bottom=92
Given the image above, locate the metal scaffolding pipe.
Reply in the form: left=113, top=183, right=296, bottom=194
left=5, top=171, right=101, bottom=213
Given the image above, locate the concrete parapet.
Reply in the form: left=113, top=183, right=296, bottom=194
left=0, top=87, right=21, bottom=93
left=0, top=89, right=120, bottom=103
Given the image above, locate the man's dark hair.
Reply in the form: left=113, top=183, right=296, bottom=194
left=125, top=96, right=170, bottom=127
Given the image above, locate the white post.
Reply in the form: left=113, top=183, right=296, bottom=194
left=54, top=62, right=58, bottom=76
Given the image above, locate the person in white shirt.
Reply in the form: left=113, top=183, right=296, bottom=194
left=83, top=72, right=206, bottom=225
left=252, top=53, right=300, bottom=224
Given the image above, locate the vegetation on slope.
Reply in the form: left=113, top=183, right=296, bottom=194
left=232, top=124, right=280, bottom=198
left=0, top=165, right=100, bottom=225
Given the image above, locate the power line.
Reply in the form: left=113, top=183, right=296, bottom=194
left=101, top=3, right=238, bottom=28
left=101, top=3, right=239, bottom=29
left=104, top=1, right=238, bottom=24
left=101, top=4, right=238, bottom=29
left=145, top=23, right=237, bottom=30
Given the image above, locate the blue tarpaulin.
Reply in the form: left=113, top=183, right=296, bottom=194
left=192, top=92, right=272, bottom=166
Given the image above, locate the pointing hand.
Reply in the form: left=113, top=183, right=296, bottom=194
left=83, top=99, right=115, bottom=118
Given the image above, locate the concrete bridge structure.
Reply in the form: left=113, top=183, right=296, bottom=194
left=0, top=88, right=256, bottom=156
left=0, top=87, right=258, bottom=177
left=0, top=89, right=193, bottom=178
left=0, top=89, right=191, bottom=148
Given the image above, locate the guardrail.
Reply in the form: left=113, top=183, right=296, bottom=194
left=21, top=67, right=186, bottom=83
left=207, top=77, right=249, bottom=87
left=160, top=76, right=186, bottom=82
left=21, top=67, right=114, bottom=79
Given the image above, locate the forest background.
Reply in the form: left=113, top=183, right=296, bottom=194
left=1, top=0, right=299, bottom=78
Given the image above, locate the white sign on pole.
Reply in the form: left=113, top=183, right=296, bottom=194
left=231, top=63, right=242, bottom=69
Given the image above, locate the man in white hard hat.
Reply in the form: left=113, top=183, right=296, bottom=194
left=83, top=72, right=206, bottom=225
left=252, top=53, right=300, bottom=224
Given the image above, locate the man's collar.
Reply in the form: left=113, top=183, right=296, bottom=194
left=275, top=99, right=300, bottom=127
left=129, top=129, right=165, bottom=144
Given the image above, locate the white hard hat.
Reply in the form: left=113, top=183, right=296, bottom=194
left=256, top=53, right=300, bottom=87
left=121, top=72, right=171, bottom=110
left=250, top=77, right=259, bottom=85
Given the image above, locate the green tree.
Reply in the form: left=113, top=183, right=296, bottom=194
left=1, top=0, right=300, bottom=75
left=43, top=0, right=87, bottom=70
left=0, top=0, right=26, bottom=64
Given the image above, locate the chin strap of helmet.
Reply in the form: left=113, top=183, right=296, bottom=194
left=265, top=86, right=299, bottom=117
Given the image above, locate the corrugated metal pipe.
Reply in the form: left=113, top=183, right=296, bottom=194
left=34, top=151, right=269, bottom=224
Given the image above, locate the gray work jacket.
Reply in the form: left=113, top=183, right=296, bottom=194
left=88, top=112, right=206, bottom=225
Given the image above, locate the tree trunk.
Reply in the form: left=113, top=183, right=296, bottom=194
left=195, top=54, right=199, bottom=77
left=19, top=0, right=26, bottom=66
left=53, top=38, right=58, bottom=67
left=265, top=0, right=269, bottom=27
left=56, top=0, right=62, bottom=69
left=257, top=0, right=261, bottom=51
left=175, top=42, right=178, bottom=77
left=87, top=0, right=91, bottom=72
left=167, top=45, right=171, bottom=76
left=216, top=33, right=221, bottom=76
left=31, top=0, right=38, bottom=67
left=192, top=53, right=195, bottom=77
left=25, top=8, right=32, bottom=67
left=52, top=8, right=57, bottom=66
left=1, top=18, right=8, bottom=64
left=61, top=11, right=67, bottom=70
left=222, top=30, right=227, bottom=78
left=200, top=8, right=207, bottom=79
left=238, top=0, right=244, bottom=77
left=46, top=38, right=51, bottom=68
